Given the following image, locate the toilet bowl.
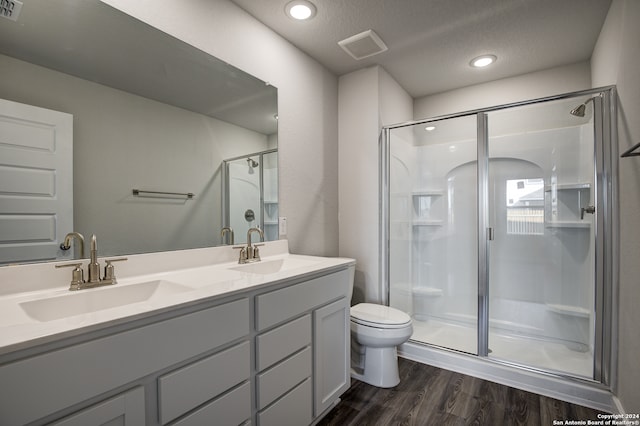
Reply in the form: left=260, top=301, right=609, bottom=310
left=350, top=303, right=413, bottom=388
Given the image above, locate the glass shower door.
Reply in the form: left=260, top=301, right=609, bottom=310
left=388, top=115, right=478, bottom=354
left=485, top=96, right=597, bottom=378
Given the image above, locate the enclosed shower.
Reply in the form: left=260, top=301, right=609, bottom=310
left=381, top=88, right=616, bottom=392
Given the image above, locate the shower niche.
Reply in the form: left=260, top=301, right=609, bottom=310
left=383, top=88, right=615, bottom=383
left=545, top=183, right=592, bottom=228
left=412, top=190, right=444, bottom=226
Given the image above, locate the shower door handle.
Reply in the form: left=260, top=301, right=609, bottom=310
left=580, top=205, right=595, bottom=220
left=487, top=227, right=494, bottom=241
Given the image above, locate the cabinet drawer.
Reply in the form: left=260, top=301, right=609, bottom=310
left=172, top=382, right=250, bottom=426
left=0, top=298, right=250, bottom=426
left=256, top=269, right=349, bottom=330
left=256, top=346, right=311, bottom=410
left=52, top=387, right=145, bottom=426
left=256, top=314, right=311, bottom=371
left=159, top=341, right=250, bottom=424
left=258, top=377, right=312, bottom=426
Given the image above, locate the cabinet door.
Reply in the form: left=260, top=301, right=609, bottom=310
left=52, top=387, right=144, bottom=426
left=313, top=297, right=350, bottom=416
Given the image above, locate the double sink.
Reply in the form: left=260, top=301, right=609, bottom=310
left=19, top=256, right=321, bottom=323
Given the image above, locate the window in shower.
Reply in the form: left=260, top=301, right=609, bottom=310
left=505, top=178, right=544, bottom=235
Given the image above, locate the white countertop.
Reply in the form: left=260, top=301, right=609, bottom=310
left=0, top=240, right=355, bottom=356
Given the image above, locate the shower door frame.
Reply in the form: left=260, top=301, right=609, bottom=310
left=380, top=86, right=617, bottom=388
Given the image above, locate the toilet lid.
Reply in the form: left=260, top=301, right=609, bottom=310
left=350, top=303, right=411, bottom=329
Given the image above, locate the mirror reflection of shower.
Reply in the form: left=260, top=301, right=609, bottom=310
left=223, top=149, right=278, bottom=244
left=247, top=157, right=259, bottom=174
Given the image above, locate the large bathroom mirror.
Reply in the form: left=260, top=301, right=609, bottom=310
left=0, top=0, right=278, bottom=265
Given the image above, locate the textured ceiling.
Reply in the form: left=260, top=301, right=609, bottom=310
left=231, top=0, right=612, bottom=98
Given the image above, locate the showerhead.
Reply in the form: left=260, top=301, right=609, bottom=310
left=569, top=95, right=600, bottom=117
left=570, top=103, right=587, bottom=117
left=247, top=158, right=259, bottom=168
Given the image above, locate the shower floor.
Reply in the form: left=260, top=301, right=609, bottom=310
left=410, top=317, right=593, bottom=378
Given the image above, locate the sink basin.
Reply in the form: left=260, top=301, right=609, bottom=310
left=230, top=257, right=320, bottom=275
left=159, top=267, right=244, bottom=288
left=20, top=280, right=191, bottom=322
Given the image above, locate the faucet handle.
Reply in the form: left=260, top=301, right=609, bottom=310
left=104, top=258, right=128, bottom=283
left=55, top=262, right=85, bottom=290
left=232, top=245, right=248, bottom=264
left=252, top=244, right=264, bottom=261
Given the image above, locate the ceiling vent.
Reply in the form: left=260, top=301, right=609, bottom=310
left=0, top=0, right=23, bottom=21
left=338, top=29, right=388, bottom=61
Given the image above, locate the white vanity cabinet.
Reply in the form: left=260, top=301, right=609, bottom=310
left=255, top=268, right=351, bottom=425
left=0, top=260, right=354, bottom=426
left=0, top=298, right=251, bottom=426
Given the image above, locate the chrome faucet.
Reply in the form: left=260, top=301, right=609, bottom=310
left=56, top=234, right=127, bottom=291
left=60, top=232, right=85, bottom=259
left=221, top=227, right=234, bottom=245
left=233, top=227, right=264, bottom=264
left=246, top=227, right=264, bottom=261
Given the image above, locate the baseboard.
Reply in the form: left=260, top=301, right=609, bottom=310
left=612, top=396, right=626, bottom=414
left=398, top=341, right=617, bottom=413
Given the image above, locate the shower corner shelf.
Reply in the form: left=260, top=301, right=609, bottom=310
left=412, top=190, right=444, bottom=197
left=544, top=182, right=591, bottom=192
left=546, top=303, right=590, bottom=318
left=412, top=287, right=443, bottom=297
left=412, top=220, right=443, bottom=227
left=545, top=221, right=590, bottom=229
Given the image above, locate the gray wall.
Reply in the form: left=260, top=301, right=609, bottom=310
left=338, top=66, right=412, bottom=304
left=414, top=61, right=591, bottom=118
left=591, top=0, right=640, bottom=413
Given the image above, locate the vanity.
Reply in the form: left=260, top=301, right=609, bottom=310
left=0, top=240, right=355, bottom=426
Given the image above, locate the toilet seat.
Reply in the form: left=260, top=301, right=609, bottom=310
left=350, top=303, right=411, bottom=329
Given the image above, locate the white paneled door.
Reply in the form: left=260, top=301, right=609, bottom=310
left=0, top=98, right=73, bottom=264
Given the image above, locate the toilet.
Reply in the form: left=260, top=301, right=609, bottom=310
left=350, top=303, right=413, bottom=388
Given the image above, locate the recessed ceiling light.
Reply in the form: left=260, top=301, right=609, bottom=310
left=285, top=0, right=317, bottom=20
left=425, top=126, right=436, bottom=131
left=470, top=54, right=497, bottom=68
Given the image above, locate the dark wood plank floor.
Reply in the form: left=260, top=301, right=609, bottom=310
left=317, top=358, right=606, bottom=426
